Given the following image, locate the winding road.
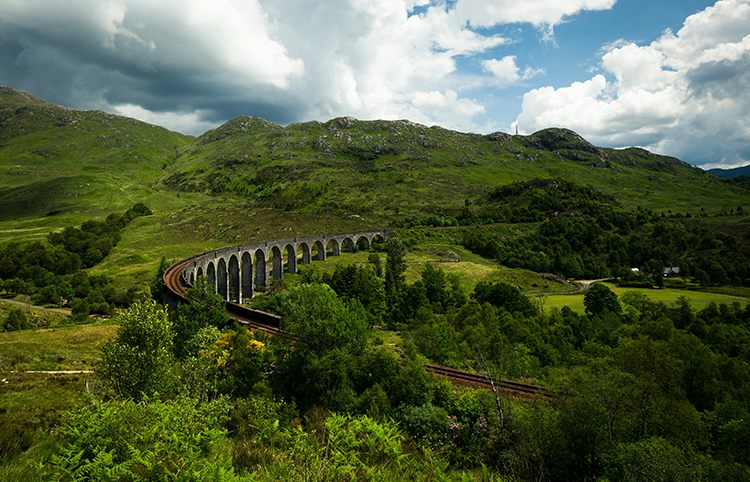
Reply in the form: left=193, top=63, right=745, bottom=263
left=0, top=298, right=71, bottom=315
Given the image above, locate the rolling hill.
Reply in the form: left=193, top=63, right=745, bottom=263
left=2, top=85, right=750, bottom=287
left=163, top=115, right=750, bottom=217
left=709, top=164, right=750, bottom=178
left=0, top=86, right=193, bottom=223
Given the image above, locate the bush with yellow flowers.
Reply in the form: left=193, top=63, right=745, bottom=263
left=198, top=326, right=270, bottom=397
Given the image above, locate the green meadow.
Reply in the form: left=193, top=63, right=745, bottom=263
left=546, top=282, right=749, bottom=314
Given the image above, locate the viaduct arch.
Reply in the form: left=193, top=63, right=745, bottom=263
left=180, top=229, right=393, bottom=303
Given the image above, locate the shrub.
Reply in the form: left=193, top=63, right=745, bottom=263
left=5, top=308, right=29, bottom=331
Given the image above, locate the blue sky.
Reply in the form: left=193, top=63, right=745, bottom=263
left=1, top=0, right=749, bottom=168
left=472, top=0, right=720, bottom=132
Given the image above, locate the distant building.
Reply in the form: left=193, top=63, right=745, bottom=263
left=663, top=267, right=680, bottom=278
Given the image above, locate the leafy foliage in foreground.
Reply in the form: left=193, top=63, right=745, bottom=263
left=5, top=259, right=750, bottom=481
left=47, top=396, right=241, bottom=482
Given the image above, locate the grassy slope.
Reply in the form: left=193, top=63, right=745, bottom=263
left=163, top=116, right=750, bottom=217
left=276, top=243, right=578, bottom=297
left=0, top=317, right=116, bottom=372
left=0, top=86, right=196, bottom=228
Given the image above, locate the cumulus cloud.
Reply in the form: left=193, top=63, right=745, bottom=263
left=515, top=0, right=750, bottom=168
left=482, top=56, right=544, bottom=85
left=406, top=89, right=485, bottom=130
left=0, top=0, right=612, bottom=135
left=0, top=0, right=304, bottom=87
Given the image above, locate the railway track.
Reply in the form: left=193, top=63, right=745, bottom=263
left=424, top=364, right=553, bottom=399
left=164, top=257, right=553, bottom=399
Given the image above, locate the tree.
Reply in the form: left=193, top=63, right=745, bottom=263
left=128, top=202, right=153, bottom=216
left=70, top=298, right=90, bottom=322
left=151, top=256, right=171, bottom=302
left=5, top=278, right=23, bottom=296
left=5, top=308, right=29, bottom=331
left=472, top=281, right=537, bottom=317
left=96, top=299, right=177, bottom=400
left=384, top=237, right=407, bottom=310
left=199, top=326, right=267, bottom=398
left=279, top=283, right=369, bottom=354
left=329, top=263, right=386, bottom=323
left=39, top=284, right=60, bottom=306
left=421, top=262, right=447, bottom=309
left=56, top=281, right=75, bottom=305
left=445, top=273, right=468, bottom=310
left=583, top=283, right=621, bottom=318
left=368, top=252, right=383, bottom=278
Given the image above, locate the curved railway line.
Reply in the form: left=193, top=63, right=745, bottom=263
left=164, top=253, right=554, bottom=400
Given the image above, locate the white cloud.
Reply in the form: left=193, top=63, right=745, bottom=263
left=453, top=0, right=616, bottom=39
left=515, top=0, right=750, bottom=168
left=257, top=0, right=510, bottom=131
left=0, top=0, right=305, bottom=89
left=402, top=89, right=486, bottom=131
left=0, top=0, right=614, bottom=135
left=482, top=56, right=544, bottom=85
left=113, top=103, right=217, bottom=136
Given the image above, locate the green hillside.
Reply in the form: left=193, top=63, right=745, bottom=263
left=3, top=85, right=750, bottom=241
left=164, top=115, right=750, bottom=217
left=0, top=86, right=193, bottom=225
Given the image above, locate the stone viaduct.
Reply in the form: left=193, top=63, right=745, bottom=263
left=182, top=229, right=394, bottom=303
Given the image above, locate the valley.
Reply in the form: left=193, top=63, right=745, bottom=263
left=2, top=85, right=750, bottom=481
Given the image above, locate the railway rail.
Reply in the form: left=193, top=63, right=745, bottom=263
left=424, top=364, right=553, bottom=399
left=164, top=257, right=553, bottom=400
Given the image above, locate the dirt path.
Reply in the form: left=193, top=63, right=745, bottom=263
left=528, top=278, right=612, bottom=298
left=574, top=279, right=612, bottom=293
left=24, top=370, right=93, bottom=374
left=0, top=298, right=71, bottom=315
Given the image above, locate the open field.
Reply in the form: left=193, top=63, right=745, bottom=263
left=0, top=320, right=117, bottom=462
left=545, top=282, right=749, bottom=314
left=0, top=320, right=117, bottom=372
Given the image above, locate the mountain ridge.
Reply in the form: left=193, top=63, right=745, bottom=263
left=709, top=164, right=750, bottom=178
left=162, top=112, right=727, bottom=217
left=1, top=84, right=748, bottom=229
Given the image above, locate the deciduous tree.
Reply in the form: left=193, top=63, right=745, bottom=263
left=280, top=283, right=368, bottom=354
left=583, top=283, right=621, bottom=318
left=96, top=299, right=176, bottom=400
